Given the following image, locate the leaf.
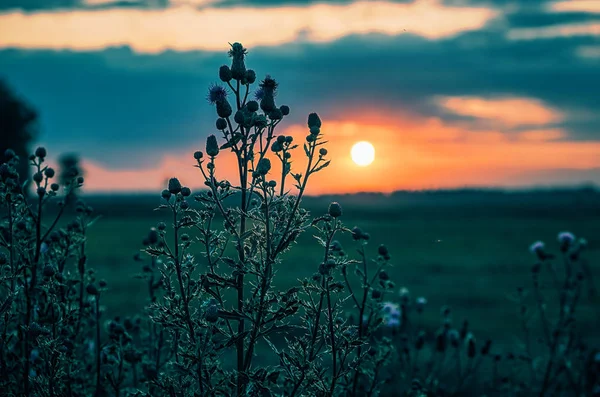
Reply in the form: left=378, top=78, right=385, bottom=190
left=303, top=143, right=310, bottom=157
left=86, top=215, right=102, bottom=227
left=312, top=160, right=330, bottom=173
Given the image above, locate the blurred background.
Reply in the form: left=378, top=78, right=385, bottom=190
left=1, top=0, right=599, bottom=344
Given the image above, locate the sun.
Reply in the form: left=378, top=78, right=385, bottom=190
left=351, top=141, right=375, bottom=166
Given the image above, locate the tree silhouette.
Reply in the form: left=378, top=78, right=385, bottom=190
left=0, top=79, right=39, bottom=186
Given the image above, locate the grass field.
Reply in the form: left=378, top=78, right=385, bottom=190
left=71, top=188, right=600, bottom=348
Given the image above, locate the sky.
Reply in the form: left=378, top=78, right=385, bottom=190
left=0, top=0, right=599, bottom=194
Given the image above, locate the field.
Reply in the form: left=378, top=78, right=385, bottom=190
left=78, top=188, right=600, bottom=347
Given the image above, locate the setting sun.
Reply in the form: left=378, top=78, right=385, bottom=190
left=351, top=141, right=375, bottom=166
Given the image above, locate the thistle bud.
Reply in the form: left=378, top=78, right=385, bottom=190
left=253, top=115, right=268, bottom=129
left=161, top=189, right=171, bottom=200
left=44, top=168, right=55, bottom=178
left=4, top=149, right=16, bottom=160
left=260, top=95, right=276, bottom=113
left=310, top=126, right=320, bottom=135
left=33, top=172, right=43, bottom=184
left=234, top=110, right=245, bottom=124
left=216, top=99, right=232, bottom=118
left=86, top=284, right=99, bottom=296
left=216, top=118, right=227, bottom=130
left=328, top=202, right=342, bottom=218
left=37, top=187, right=46, bottom=198
left=378, top=244, right=389, bottom=257
left=43, top=265, right=56, bottom=277
left=280, top=105, right=290, bottom=116
left=181, top=187, right=191, bottom=197
left=205, top=304, right=219, bottom=323
left=228, top=42, right=247, bottom=80
left=206, top=135, right=220, bottom=157
left=307, top=113, right=322, bottom=129
left=219, top=65, right=232, bottom=82
left=245, top=69, right=256, bottom=84
left=77, top=176, right=84, bottom=184
left=247, top=100, right=259, bottom=112
left=194, top=151, right=203, bottom=160
left=269, top=108, right=283, bottom=120
left=268, top=180, right=277, bottom=188
left=35, top=147, right=47, bottom=159
left=168, top=178, right=182, bottom=194
left=467, top=335, right=477, bottom=358
left=256, top=158, right=271, bottom=176
left=148, top=228, right=160, bottom=245
left=271, top=141, right=283, bottom=153
left=319, top=148, right=328, bottom=156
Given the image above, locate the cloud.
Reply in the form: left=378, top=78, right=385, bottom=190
left=507, top=22, right=600, bottom=40
left=577, top=44, right=600, bottom=58
left=435, top=96, right=563, bottom=128
left=548, top=1, right=600, bottom=14
left=0, top=0, right=497, bottom=53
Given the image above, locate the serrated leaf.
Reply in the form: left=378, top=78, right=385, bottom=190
left=312, top=160, right=330, bottom=173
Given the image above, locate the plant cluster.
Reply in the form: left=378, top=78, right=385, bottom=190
left=0, top=43, right=598, bottom=397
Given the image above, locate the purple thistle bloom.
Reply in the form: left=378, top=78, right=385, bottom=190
left=529, top=241, right=545, bottom=254
left=557, top=231, right=575, bottom=245
left=207, top=84, right=228, bottom=104
left=384, top=316, right=401, bottom=328
left=254, top=88, right=265, bottom=101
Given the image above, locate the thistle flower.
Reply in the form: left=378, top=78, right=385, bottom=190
left=206, top=135, right=220, bottom=157
left=256, top=158, right=271, bottom=176
left=207, top=84, right=232, bottom=118
left=254, top=88, right=265, bottom=101
left=399, top=287, right=410, bottom=304
left=529, top=240, right=553, bottom=260
left=245, top=70, right=256, bottom=84
left=448, top=329, right=460, bottom=348
left=558, top=231, right=576, bottom=252
left=280, top=105, right=290, bottom=116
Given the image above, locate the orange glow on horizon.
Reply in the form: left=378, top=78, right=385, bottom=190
left=66, top=106, right=600, bottom=195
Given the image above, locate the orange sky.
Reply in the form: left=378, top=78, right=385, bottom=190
left=76, top=98, right=600, bottom=194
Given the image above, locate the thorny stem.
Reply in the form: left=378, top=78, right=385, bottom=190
left=172, top=205, right=196, bottom=344
left=243, top=182, right=272, bottom=371
left=351, top=245, right=369, bottom=395
left=95, top=295, right=102, bottom=397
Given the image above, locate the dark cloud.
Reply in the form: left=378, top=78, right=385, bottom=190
left=0, top=0, right=79, bottom=11
left=0, top=10, right=598, bottom=170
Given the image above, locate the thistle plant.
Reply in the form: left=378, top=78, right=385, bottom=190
left=0, top=41, right=598, bottom=397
